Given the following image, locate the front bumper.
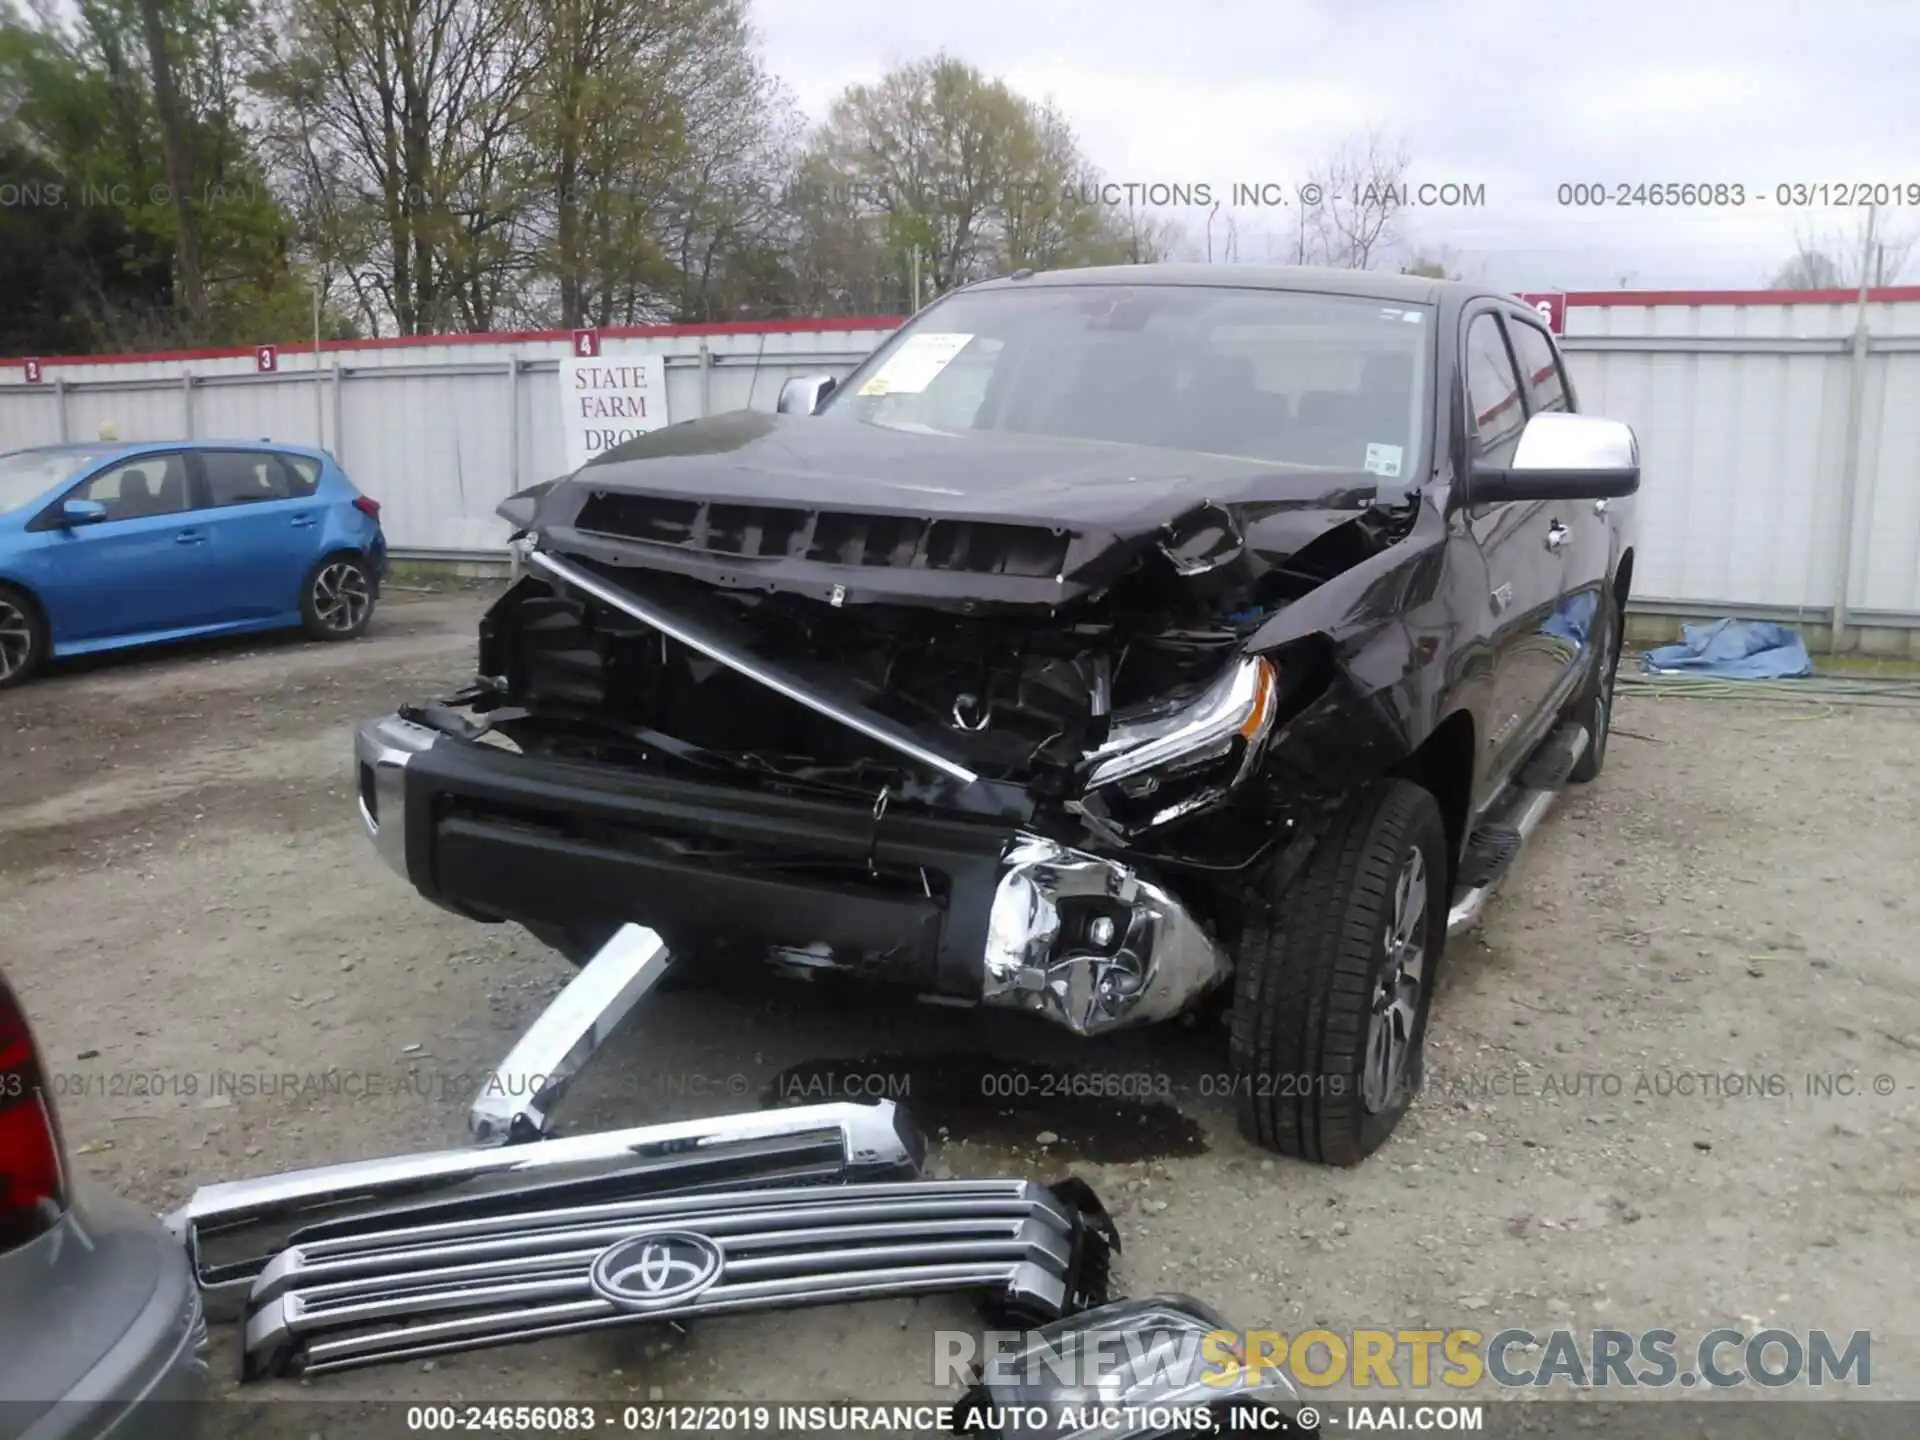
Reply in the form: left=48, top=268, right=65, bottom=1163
left=354, top=712, right=1229, bottom=1034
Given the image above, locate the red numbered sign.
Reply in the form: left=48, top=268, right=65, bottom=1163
left=572, top=329, right=600, bottom=358
left=255, top=344, right=279, bottom=373
left=22, top=359, right=43, bottom=384
left=1517, top=293, right=1566, bottom=335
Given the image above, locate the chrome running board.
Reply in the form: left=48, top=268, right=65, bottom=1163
left=1446, top=725, right=1589, bottom=937
left=242, top=1178, right=1116, bottom=1378
left=167, top=1100, right=924, bottom=1318
left=469, top=922, right=673, bottom=1145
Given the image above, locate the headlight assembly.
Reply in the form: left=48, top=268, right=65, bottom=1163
left=1083, top=655, right=1279, bottom=793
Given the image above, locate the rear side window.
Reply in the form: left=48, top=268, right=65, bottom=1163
left=1464, top=315, right=1526, bottom=467
left=283, top=456, right=322, bottom=496
left=202, top=450, right=307, bottom=507
left=1507, top=319, right=1571, bottom=415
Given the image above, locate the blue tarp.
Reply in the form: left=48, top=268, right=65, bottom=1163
left=1641, top=618, right=1813, bottom=679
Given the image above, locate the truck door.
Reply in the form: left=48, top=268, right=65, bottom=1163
left=1460, top=309, right=1573, bottom=789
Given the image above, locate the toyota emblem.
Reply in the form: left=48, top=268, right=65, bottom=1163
left=589, top=1229, right=725, bottom=1311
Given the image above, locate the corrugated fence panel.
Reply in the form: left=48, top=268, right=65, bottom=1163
left=341, top=367, right=520, bottom=551
left=3, top=306, right=1915, bottom=619
left=1854, top=353, right=1920, bottom=613
left=191, top=372, right=331, bottom=449
left=0, top=389, right=64, bottom=450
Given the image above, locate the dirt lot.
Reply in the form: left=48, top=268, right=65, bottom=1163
left=4, top=591, right=1918, bottom=1430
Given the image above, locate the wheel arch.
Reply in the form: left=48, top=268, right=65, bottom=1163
left=1388, top=708, right=1476, bottom=892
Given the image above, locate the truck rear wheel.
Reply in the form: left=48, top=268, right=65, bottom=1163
left=1229, top=779, right=1447, bottom=1165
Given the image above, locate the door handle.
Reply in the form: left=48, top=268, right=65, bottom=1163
left=174, top=530, right=207, bottom=546
left=1545, top=522, right=1571, bottom=553
left=1593, top=498, right=1610, bottom=516
left=290, top=515, right=317, bottom=528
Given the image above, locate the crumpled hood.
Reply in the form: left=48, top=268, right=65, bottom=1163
left=506, top=410, right=1385, bottom=611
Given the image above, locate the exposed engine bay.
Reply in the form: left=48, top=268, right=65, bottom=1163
left=448, top=494, right=1405, bottom=850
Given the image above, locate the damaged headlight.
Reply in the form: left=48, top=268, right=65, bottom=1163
left=1083, top=655, right=1279, bottom=795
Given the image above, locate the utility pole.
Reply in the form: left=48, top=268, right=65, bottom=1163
left=1833, top=203, right=1878, bottom=650
left=911, top=248, right=922, bottom=312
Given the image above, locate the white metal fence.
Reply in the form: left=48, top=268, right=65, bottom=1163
left=4, top=291, right=1918, bottom=627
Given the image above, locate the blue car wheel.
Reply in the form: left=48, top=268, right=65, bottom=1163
left=0, top=584, right=47, bottom=689
left=300, top=554, right=376, bottom=641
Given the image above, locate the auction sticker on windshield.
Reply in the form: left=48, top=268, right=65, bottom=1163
left=1365, top=442, right=1404, bottom=478
left=858, top=332, right=974, bottom=396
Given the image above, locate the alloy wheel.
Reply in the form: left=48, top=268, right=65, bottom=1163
left=1363, top=847, right=1429, bottom=1113
left=0, top=600, right=33, bottom=682
left=313, top=561, right=371, bottom=634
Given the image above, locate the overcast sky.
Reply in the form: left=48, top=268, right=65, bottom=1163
left=752, top=0, right=1920, bottom=291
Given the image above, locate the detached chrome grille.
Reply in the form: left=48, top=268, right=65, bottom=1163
left=243, top=1179, right=1115, bottom=1378
left=168, top=1101, right=924, bottom=1317
left=572, top=494, right=1073, bottom=579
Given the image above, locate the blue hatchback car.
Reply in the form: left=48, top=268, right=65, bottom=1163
left=0, top=440, right=387, bottom=688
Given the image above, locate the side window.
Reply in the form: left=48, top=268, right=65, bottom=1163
left=1464, top=315, right=1526, bottom=468
left=72, top=453, right=191, bottom=522
left=202, top=450, right=295, bottom=507
left=283, top=456, right=322, bottom=497
left=1507, top=319, right=1570, bottom=415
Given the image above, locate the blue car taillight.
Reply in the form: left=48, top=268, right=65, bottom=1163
left=352, top=496, right=381, bottom=521
left=0, top=973, right=69, bottom=1251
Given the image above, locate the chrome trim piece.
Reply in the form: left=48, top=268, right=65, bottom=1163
left=1446, top=726, right=1589, bottom=937
left=1511, top=410, right=1640, bottom=474
left=1084, top=656, right=1273, bottom=791
left=167, top=1100, right=924, bottom=1317
left=525, top=548, right=979, bottom=785
left=353, top=712, right=440, bottom=879
left=957, top=1294, right=1305, bottom=1439
left=983, top=834, right=1230, bottom=1035
left=469, top=922, right=673, bottom=1146
left=240, top=1179, right=1114, bottom=1378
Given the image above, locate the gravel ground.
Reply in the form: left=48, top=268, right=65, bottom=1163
left=3, top=591, right=1917, bottom=1432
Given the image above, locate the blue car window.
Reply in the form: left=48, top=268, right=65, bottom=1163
left=74, top=454, right=192, bottom=521
left=202, top=451, right=295, bottom=507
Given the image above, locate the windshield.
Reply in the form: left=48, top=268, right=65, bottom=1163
left=819, top=283, right=1432, bottom=483
left=0, top=449, right=107, bottom=514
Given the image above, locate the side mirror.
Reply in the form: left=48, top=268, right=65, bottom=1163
left=776, top=374, right=837, bottom=416
left=1467, top=413, right=1640, bottom=504
left=61, top=498, right=109, bottom=526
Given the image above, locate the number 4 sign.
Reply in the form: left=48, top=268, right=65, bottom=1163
left=572, top=329, right=600, bottom=358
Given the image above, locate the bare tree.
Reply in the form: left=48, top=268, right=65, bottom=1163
left=254, top=0, right=539, bottom=334
left=1770, top=212, right=1914, bottom=289
left=1299, top=129, right=1410, bottom=269
left=135, top=0, right=208, bottom=326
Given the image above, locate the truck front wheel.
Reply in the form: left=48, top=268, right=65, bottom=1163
left=1229, top=779, right=1447, bottom=1165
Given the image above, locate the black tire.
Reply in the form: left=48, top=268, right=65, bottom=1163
left=1230, top=779, right=1448, bottom=1165
left=0, top=584, right=48, bottom=690
left=301, top=553, right=376, bottom=641
left=1567, top=593, right=1620, bottom=783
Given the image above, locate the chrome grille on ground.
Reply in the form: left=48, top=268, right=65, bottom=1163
left=242, top=1178, right=1116, bottom=1378
left=167, top=1101, right=924, bottom=1317
left=572, top=494, right=1073, bottom=578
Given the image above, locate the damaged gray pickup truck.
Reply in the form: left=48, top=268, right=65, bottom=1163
left=357, top=265, right=1639, bottom=1165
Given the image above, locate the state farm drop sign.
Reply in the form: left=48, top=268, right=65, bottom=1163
left=558, top=352, right=669, bottom=472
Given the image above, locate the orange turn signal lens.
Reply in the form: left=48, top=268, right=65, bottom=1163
left=1239, top=657, right=1279, bottom=739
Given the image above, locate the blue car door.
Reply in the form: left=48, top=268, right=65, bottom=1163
left=188, top=450, right=325, bottom=620
left=30, top=451, right=217, bottom=644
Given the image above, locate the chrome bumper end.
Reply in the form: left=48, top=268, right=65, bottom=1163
left=353, top=712, right=440, bottom=881
left=981, top=835, right=1230, bottom=1036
